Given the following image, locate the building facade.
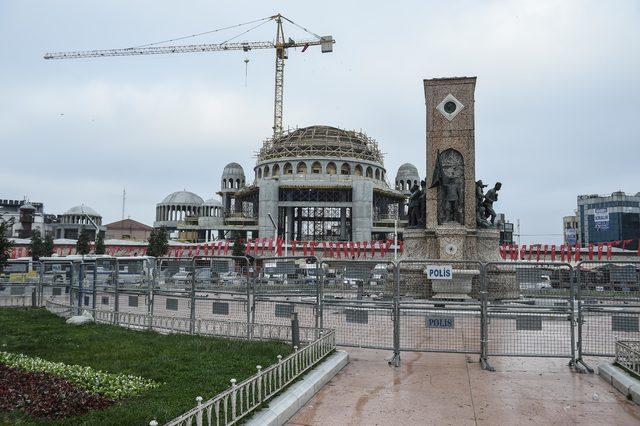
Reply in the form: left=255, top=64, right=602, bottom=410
left=577, top=191, right=640, bottom=250
left=0, top=199, right=55, bottom=238
left=563, top=211, right=580, bottom=245
left=105, top=219, right=153, bottom=241
left=53, top=205, right=106, bottom=240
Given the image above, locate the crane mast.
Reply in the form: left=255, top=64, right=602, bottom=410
left=43, top=14, right=334, bottom=138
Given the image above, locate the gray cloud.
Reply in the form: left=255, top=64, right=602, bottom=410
left=1, top=0, right=638, bottom=244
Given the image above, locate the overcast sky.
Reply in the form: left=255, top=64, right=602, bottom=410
left=2, top=0, right=639, bottom=244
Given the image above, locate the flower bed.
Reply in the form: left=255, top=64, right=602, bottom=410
left=0, top=364, right=113, bottom=418
left=0, top=351, right=159, bottom=399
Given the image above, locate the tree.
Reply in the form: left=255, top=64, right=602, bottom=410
left=94, top=233, right=105, bottom=255
left=29, top=229, right=44, bottom=260
left=231, top=233, right=246, bottom=257
left=0, top=221, right=13, bottom=270
left=147, top=227, right=169, bottom=258
left=76, top=228, right=92, bottom=255
left=42, top=234, right=54, bottom=257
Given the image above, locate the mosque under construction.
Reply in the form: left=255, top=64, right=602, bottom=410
left=153, top=125, right=421, bottom=243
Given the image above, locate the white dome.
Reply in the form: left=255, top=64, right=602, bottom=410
left=396, top=163, right=419, bottom=180
left=160, top=191, right=204, bottom=205
left=64, top=205, right=101, bottom=217
left=203, top=198, right=223, bottom=207
left=222, top=162, right=245, bottom=177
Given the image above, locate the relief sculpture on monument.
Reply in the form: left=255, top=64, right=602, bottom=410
left=430, top=148, right=464, bottom=225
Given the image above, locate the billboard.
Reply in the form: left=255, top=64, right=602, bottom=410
left=565, top=228, right=577, bottom=245
left=594, top=208, right=609, bottom=231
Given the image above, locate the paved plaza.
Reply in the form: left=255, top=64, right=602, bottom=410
left=288, top=349, right=640, bottom=426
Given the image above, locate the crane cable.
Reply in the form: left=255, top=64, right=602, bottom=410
left=219, top=18, right=275, bottom=45
left=280, top=15, right=322, bottom=39
left=131, top=16, right=273, bottom=48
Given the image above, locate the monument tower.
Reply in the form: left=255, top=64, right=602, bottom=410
left=404, top=76, right=500, bottom=262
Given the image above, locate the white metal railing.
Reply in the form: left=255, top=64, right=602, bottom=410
left=44, top=300, right=321, bottom=343
left=0, top=296, right=31, bottom=307
left=163, top=329, right=336, bottom=426
left=615, top=340, right=640, bottom=376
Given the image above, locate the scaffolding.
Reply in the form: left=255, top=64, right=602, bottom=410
left=256, top=125, right=384, bottom=164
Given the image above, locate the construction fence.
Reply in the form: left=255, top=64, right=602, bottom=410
left=2, top=256, right=639, bottom=370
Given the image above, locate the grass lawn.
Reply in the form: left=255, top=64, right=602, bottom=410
left=0, top=308, right=292, bottom=425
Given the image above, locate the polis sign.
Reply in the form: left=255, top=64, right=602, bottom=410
left=426, top=265, right=453, bottom=280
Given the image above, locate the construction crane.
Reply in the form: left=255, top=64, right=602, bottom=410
left=44, top=14, right=335, bottom=138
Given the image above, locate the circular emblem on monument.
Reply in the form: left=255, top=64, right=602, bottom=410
left=444, top=101, right=457, bottom=114
left=436, top=93, right=464, bottom=121
left=445, top=243, right=458, bottom=255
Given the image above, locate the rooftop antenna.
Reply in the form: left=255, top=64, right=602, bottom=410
left=121, top=188, right=126, bottom=222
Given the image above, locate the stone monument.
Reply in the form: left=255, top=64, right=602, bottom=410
left=401, top=77, right=509, bottom=300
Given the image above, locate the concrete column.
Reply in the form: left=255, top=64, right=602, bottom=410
left=258, top=179, right=279, bottom=239
left=352, top=180, right=373, bottom=242
left=287, top=207, right=294, bottom=243
left=340, top=208, right=347, bottom=240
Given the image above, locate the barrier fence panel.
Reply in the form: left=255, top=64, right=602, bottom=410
left=253, top=256, right=320, bottom=330
left=397, top=260, right=483, bottom=355
left=320, top=260, right=395, bottom=350
left=0, top=260, right=40, bottom=307
left=41, top=260, right=74, bottom=306
left=576, top=261, right=640, bottom=360
left=485, top=262, right=574, bottom=361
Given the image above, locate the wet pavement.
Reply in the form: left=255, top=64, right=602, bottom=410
left=287, top=349, right=640, bottom=425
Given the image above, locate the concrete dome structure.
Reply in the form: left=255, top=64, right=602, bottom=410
left=155, top=190, right=205, bottom=230
left=221, top=163, right=245, bottom=191
left=160, top=191, right=204, bottom=206
left=254, top=125, right=387, bottom=182
left=64, top=205, right=101, bottom=218
left=55, top=204, right=105, bottom=239
left=395, top=163, right=420, bottom=194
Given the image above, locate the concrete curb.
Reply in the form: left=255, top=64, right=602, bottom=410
left=246, top=350, right=349, bottom=426
left=597, top=363, right=640, bottom=405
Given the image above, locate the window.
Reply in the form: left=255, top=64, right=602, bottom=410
left=355, top=165, right=363, bottom=176
left=166, top=298, right=178, bottom=311
left=128, top=296, right=138, bottom=307
left=311, top=161, right=322, bottom=174
left=326, top=162, right=337, bottom=175
left=102, top=296, right=109, bottom=305
left=213, top=302, right=229, bottom=315
left=272, top=164, right=280, bottom=176
left=283, top=162, right=293, bottom=175
left=52, top=287, right=62, bottom=296
left=257, top=168, right=262, bottom=179
left=375, top=169, right=381, bottom=180
left=84, top=296, right=90, bottom=306
left=366, top=166, right=373, bottom=178
left=341, top=163, right=351, bottom=175
left=296, top=162, right=307, bottom=174
left=263, top=165, right=270, bottom=177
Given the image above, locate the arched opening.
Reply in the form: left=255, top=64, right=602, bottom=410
left=311, top=161, right=322, bottom=174
left=257, top=168, right=262, bottom=179
left=264, top=165, right=270, bottom=177
left=398, top=180, right=404, bottom=190
left=375, top=169, right=380, bottom=180
left=297, top=162, right=307, bottom=174
left=283, top=162, right=293, bottom=175
left=355, top=164, right=363, bottom=176
left=236, top=179, right=241, bottom=188
left=341, top=163, right=351, bottom=175
left=366, top=166, right=373, bottom=178
left=327, top=162, right=337, bottom=175
left=272, top=164, right=280, bottom=176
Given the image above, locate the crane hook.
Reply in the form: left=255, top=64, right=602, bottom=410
left=244, top=57, right=250, bottom=87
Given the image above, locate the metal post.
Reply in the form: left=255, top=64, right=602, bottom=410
left=389, top=262, right=401, bottom=367
left=69, top=262, right=75, bottom=309
left=38, top=261, right=44, bottom=307
left=114, top=258, right=119, bottom=325
left=479, top=263, right=494, bottom=371
left=77, top=261, right=84, bottom=314
left=574, top=262, right=593, bottom=373
left=247, top=258, right=253, bottom=339
left=92, top=260, right=98, bottom=310
left=190, top=258, right=196, bottom=334
left=568, top=265, right=576, bottom=368
left=291, top=312, right=300, bottom=348
left=148, top=258, right=155, bottom=331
